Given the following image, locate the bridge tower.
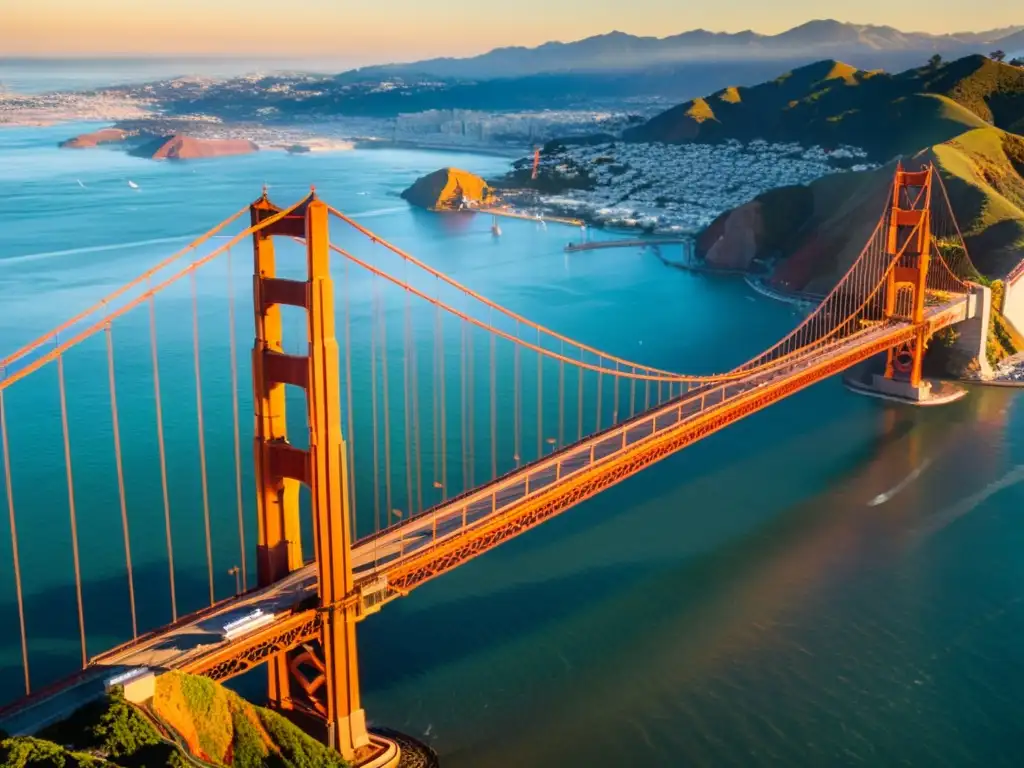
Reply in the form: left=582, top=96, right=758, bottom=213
left=250, top=191, right=370, bottom=759
left=882, top=164, right=934, bottom=389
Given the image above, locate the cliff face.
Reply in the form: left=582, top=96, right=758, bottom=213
left=401, top=167, right=495, bottom=209
left=148, top=135, right=258, bottom=160
left=59, top=128, right=127, bottom=148
left=698, top=184, right=817, bottom=277
left=701, top=201, right=763, bottom=270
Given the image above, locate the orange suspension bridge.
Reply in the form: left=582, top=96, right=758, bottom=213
left=0, top=165, right=993, bottom=762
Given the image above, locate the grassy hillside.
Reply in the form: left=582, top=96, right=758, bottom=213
left=1, top=673, right=348, bottom=768
left=708, top=127, right=1024, bottom=286
left=925, top=127, right=1024, bottom=276
left=625, top=55, right=1024, bottom=159
left=150, top=672, right=347, bottom=768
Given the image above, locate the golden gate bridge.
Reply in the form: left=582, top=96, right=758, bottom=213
left=0, top=165, right=992, bottom=763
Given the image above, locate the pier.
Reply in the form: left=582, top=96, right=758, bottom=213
left=477, top=207, right=585, bottom=227
left=564, top=238, right=690, bottom=253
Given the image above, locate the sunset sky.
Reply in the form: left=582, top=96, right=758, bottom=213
left=4, top=0, right=1020, bottom=61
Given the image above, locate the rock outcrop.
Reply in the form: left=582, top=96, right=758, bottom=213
left=401, top=167, right=496, bottom=210
left=147, top=134, right=259, bottom=160
left=59, top=128, right=127, bottom=148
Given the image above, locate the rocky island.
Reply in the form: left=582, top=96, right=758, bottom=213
left=59, top=128, right=260, bottom=160
left=59, top=127, right=128, bottom=148
left=401, top=167, right=497, bottom=210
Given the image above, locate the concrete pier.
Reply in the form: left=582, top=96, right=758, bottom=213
left=1003, top=264, right=1024, bottom=337
left=951, top=283, right=994, bottom=379
left=844, top=369, right=968, bottom=406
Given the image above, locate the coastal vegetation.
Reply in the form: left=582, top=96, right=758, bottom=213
left=0, top=673, right=347, bottom=768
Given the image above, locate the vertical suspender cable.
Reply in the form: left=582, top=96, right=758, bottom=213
left=226, top=248, right=248, bottom=589
left=343, top=259, right=358, bottom=532
left=536, top=328, right=543, bottom=460
left=432, top=293, right=440, bottom=494
left=513, top=327, right=521, bottom=466
left=489, top=313, right=497, bottom=481
left=439, top=303, right=448, bottom=498
left=577, top=347, right=584, bottom=442
left=467, top=315, right=475, bottom=490
left=595, top=356, right=603, bottom=432
left=57, top=355, right=87, bottom=668
left=612, top=363, right=619, bottom=425
left=191, top=273, right=214, bottom=606
left=460, top=317, right=468, bottom=492
left=411, top=315, right=423, bottom=515
left=148, top=296, right=177, bottom=621
left=0, top=390, right=30, bottom=694
left=558, top=340, right=565, bottom=449
left=371, top=288, right=381, bottom=534
left=403, top=283, right=414, bottom=521
left=106, top=326, right=137, bottom=638
left=629, top=369, right=636, bottom=419
left=380, top=278, right=393, bottom=525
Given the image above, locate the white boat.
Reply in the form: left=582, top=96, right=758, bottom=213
left=127, top=180, right=139, bottom=189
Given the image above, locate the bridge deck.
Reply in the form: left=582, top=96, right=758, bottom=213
left=0, top=298, right=968, bottom=734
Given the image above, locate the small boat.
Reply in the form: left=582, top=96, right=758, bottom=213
left=127, top=180, right=139, bottom=189
left=491, top=215, right=501, bottom=237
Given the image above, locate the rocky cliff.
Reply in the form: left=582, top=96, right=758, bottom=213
left=401, top=167, right=496, bottom=210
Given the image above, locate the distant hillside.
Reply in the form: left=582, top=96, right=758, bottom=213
left=345, top=20, right=1023, bottom=80
left=1, top=672, right=348, bottom=768
left=624, top=55, right=1024, bottom=159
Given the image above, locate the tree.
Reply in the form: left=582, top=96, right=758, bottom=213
left=1011, top=57, right=1024, bottom=68
left=928, top=53, right=943, bottom=69
left=990, top=50, right=1006, bottom=63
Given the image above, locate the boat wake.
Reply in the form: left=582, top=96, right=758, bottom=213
left=914, top=463, right=1024, bottom=539
left=868, top=458, right=932, bottom=506
left=2, top=235, right=198, bottom=265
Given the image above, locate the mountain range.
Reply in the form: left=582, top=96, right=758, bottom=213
left=346, top=20, right=1024, bottom=80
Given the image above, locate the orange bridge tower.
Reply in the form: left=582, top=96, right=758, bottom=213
left=249, top=191, right=369, bottom=758
left=882, top=164, right=933, bottom=389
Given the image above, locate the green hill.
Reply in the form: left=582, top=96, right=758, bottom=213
left=926, top=127, right=1024, bottom=276
left=1, top=673, right=348, bottom=768
left=701, top=127, right=1024, bottom=285
left=625, top=55, right=1024, bottom=159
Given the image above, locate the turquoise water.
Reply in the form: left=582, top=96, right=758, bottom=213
left=0, top=120, right=1022, bottom=768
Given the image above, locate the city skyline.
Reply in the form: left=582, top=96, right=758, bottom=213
left=3, top=0, right=1021, bottom=60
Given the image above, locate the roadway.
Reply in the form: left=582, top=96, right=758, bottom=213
left=0, top=297, right=967, bottom=735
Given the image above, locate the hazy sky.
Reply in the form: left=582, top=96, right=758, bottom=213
left=4, top=0, right=1020, bottom=61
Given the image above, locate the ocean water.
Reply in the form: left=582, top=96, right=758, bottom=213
left=0, top=118, right=1022, bottom=767
left=0, top=57, right=347, bottom=94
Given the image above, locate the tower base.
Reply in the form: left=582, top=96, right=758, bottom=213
left=271, top=707, right=401, bottom=767
left=843, top=372, right=968, bottom=406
